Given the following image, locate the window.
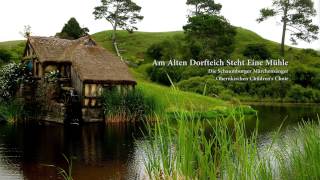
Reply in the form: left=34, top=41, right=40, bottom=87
left=84, top=84, right=103, bottom=107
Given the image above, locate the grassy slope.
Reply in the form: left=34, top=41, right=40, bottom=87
left=132, top=70, right=229, bottom=112
left=92, top=31, right=183, bottom=63
left=0, top=33, right=232, bottom=113
left=94, top=31, right=237, bottom=112
left=92, top=28, right=320, bottom=67
left=0, top=40, right=26, bottom=62
left=3, top=27, right=318, bottom=111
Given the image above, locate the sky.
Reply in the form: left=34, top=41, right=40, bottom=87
left=0, top=0, right=319, bottom=49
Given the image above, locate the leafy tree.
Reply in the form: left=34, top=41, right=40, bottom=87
left=93, top=0, right=144, bottom=43
left=183, top=14, right=236, bottom=59
left=56, top=18, right=89, bottom=40
left=184, top=0, right=236, bottom=60
left=187, top=0, right=222, bottom=15
left=257, top=0, right=319, bottom=56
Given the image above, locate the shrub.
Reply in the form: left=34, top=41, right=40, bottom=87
left=0, top=63, right=23, bottom=101
left=286, top=85, right=320, bottom=103
left=0, top=48, right=12, bottom=63
left=290, top=66, right=317, bottom=88
left=177, top=76, right=224, bottom=97
left=0, top=99, right=25, bottom=123
left=302, top=48, right=320, bottom=57
left=146, top=38, right=182, bottom=61
left=243, top=43, right=271, bottom=60
left=147, top=66, right=184, bottom=86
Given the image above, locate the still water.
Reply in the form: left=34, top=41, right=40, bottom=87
left=0, top=104, right=319, bottom=180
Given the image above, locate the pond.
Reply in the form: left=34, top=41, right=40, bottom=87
left=0, top=104, right=319, bottom=179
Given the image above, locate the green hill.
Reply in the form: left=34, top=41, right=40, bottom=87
left=1, top=27, right=319, bottom=104
left=0, top=40, right=25, bottom=62
left=91, top=28, right=319, bottom=65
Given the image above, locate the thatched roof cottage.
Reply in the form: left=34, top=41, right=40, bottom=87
left=22, top=36, right=136, bottom=123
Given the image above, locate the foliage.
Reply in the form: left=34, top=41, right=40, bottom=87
left=276, top=121, right=320, bottom=179
left=56, top=18, right=89, bottom=40
left=0, top=41, right=25, bottom=63
left=146, top=66, right=184, bottom=86
left=142, top=111, right=320, bottom=179
left=290, top=65, right=319, bottom=88
left=183, top=14, right=236, bottom=59
left=0, top=63, right=32, bottom=102
left=243, top=43, right=272, bottom=60
left=57, top=154, right=73, bottom=180
left=93, top=0, right=144, bottom=43
left=146, top=38, right=184, bottom=61
left=186, top=0, right=222, bottom=15
left=90, top=29, right=320, bottom=103
left=0, top=99, right=25, bottom=123
left=44, top=70, right=60, bottom=83
left=102, top=88, right=158, bottom=122
left=142, top=111, right=263, bottom=179
left=257, top=0, right=319, bottom=56
left=135, top=76, right=229, bottom=113
left=177, top=76, right=224, bottom=97
left=0, top=49, right=12, bottom=63
left=286, top=84, right=320, bottom=103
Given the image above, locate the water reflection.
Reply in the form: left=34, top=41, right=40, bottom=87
left=0, top=122, right=147, bottom=180
left=0, top=104, right=318, bottom=179
left=247, top=104, right=319, bottom=135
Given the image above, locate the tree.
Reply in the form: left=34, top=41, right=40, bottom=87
left=183, top=14, right=236, bottom=59
left=183, top=0, right=236, bottom=60
left=187, top=0, right=222, bottom=15
left=20, top=25, right=32, bottom=38
left=93, top=0, right=144, bottom=43
left=56, top=18, right=89, bottom=40
left=257, top=0, right=319, bottom=56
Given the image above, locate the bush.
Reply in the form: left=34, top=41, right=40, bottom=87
left=147, top=66, right=184, bottom=86
left=0, top=63, right=34, bottom=102
left=177, top=76, right=224, bottom=97
left=290, top=66, right=317, bottom=88
left=146, top=38, right=182, bottom=61
left=286, top=85, right=320, bottom=103
left=243, top=43, right=271, bottom=60
left=102, top=88, right=157, bottom=122
left=302, top=48, right=320, bottom=57
left=0, top=48, right=12, bottom=63
left=0, top=99, right=25, bottom=123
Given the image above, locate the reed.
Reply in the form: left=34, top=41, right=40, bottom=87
left=102, top=87, right=162, bottom=123
left=0, top=99, right=24, bottom=123
left=142, top=110, right=320, bottom=179
left=276, top=118, right=320, bottom=180
left=57, top=154, right=73, bottom=180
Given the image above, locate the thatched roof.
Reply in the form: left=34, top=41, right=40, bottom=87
left=26, top=36, right=136, bottom=84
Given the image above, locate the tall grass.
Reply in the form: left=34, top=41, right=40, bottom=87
left=102, top=88, right=162, bottom=123
left=142, top=109, right=268, bottom=179
left=276, top=119, right=320, bottom=180
left=142, top=111, right=320, bottom=179
left=0, top=99, right=24, bottom=123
